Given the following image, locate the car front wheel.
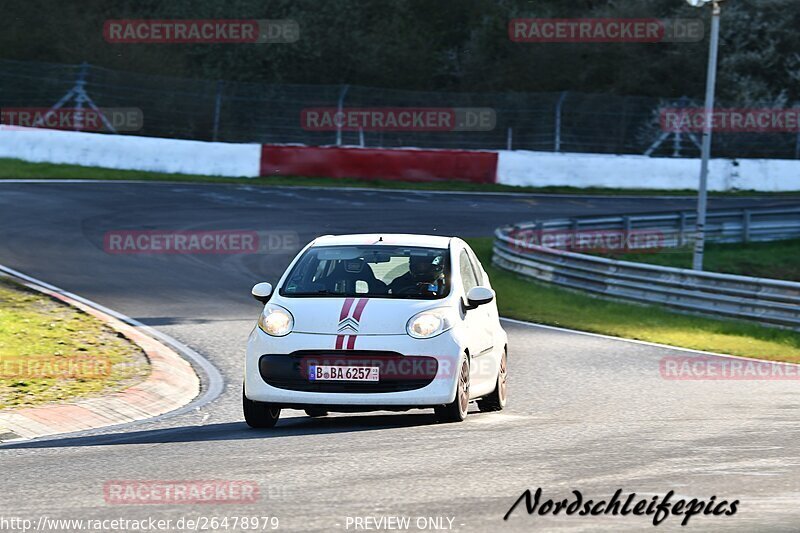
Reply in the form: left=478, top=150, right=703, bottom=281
left=243, top=387, right=281, bottom=428
left=478, top=349, right=507, bottom=412
left=435, top=358, right=470, bottom=423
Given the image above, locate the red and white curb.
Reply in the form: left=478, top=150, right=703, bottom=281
left=0, top=267, right=202, bottom=441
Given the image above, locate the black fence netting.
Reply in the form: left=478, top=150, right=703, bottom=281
left=1, top=59, right=798, bottom=159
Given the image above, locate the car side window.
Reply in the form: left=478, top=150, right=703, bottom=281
left=465, top=247, right=484, bottom=285
left=459, top=249, right=478, bottom=294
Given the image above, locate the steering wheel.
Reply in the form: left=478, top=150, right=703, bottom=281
left=396, top=284, right=423, bottom=295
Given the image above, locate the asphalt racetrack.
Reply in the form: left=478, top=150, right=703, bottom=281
left=1, top=181, right=799, bottom=532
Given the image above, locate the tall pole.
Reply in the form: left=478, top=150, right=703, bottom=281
left=212, top=80, right=223, bottom=142
left=554, top=91, right=567, bottom=152
left=692, top=1, right=721, bottom=271
left=336, top=84, right=349, bottom=147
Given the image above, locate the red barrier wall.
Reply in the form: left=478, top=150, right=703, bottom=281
left=260, top=145, right=497, bottom=183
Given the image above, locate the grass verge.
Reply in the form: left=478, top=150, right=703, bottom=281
left=0, top=278, right=149, bottom=409
left=467, top=238, right=800, bottom=363
left=598, top=238, right=800, bottom=282
left=2, top=157, right=799, bottom=197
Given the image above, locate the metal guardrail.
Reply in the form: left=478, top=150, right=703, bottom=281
left=513, top=206, right=800, bottom=246
left=493, top=205, right=800, bottom=329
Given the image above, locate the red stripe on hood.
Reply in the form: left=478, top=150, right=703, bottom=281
left=352, top=298, right=369, bottom=321
left=339, top=297, right=355, bottom=321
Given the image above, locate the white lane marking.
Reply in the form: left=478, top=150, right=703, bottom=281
left=501, top=316, right=800, bottom=367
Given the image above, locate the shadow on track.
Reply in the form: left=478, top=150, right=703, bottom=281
left=0, top=412, right=446, bottom=449
left=134, top=316, right=250, bottom=326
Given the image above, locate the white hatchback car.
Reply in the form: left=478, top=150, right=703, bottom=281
left=243, top=234, right=508, bottom=427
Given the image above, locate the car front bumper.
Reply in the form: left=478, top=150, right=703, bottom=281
left=244, top=327, right=464, bottom=407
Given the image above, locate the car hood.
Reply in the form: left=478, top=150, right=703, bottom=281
left=272, top=296, right=448, bottom=335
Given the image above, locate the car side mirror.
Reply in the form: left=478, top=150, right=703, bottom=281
left=251, top=282, right=273, bottom=304
left=464, top=286, right=494, bottom=311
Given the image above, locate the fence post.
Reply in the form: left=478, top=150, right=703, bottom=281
left=72, top=62, right=89, bottom=131
left=795, top=130, right=800, bottom=159
left=623, top=216, right=631, bottom=250
left=336, top=84, right=350, bottom=146
left=507, top=127, right=513, bottom=150
left=554, top=91, right=567, bottom=152
left=794, top=101, right=800, bottom=159
left=672, top=130, right=682, bottom=157
left=212, top=80, right=223, bottom=142
left=742, top=209, right=751, bottom=243
left=679, top=211, right=688, bottom=247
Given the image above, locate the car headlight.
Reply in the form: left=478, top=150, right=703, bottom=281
left=406, top=308, right=455, bottom=339
left=258, top=303, right=294, bottom=337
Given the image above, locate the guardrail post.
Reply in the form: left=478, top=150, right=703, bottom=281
left=743, top=209, right=751, bottom=243
left=569, top=218, right=579, bottom=250
left=678, top=212, right=688, bottom=247
left=623, top=216, right=631, bottom=251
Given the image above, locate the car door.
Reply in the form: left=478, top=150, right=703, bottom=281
left=458, top=248, right=494, bottom=389
left=465, top=245, right=500, bottom=383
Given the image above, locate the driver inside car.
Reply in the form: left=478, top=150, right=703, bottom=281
left=388, top=254, right=445, bottom=296
left=322, top=257, right=388, bottom=294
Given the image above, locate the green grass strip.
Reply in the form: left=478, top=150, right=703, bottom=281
left=468, top=237, right=800, bottom=363
left=2, top=157, right=799, bottom=197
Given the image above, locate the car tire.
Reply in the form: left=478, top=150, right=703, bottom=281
left=243, top=387, right=281, bottom=428
left=435, top=357, right=470, bottom=423
left=478, top=349, right=507, bottom=412
left=304, top=408, right=329, bottom=418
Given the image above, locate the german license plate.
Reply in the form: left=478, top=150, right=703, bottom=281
left=308, top=365, right=379, bottom=381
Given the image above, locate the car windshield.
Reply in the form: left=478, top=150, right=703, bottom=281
left=280, top=245, right=450, bottom=299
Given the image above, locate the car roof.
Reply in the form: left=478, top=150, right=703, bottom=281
left=312, top=234, right=453, bottom=249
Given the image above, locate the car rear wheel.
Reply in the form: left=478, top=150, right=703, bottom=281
left=243, top=387, right=281, bottom=428
left=304, top=408, right=329, bottom=418
left=435, top=358, right=470, bottom=423
left=478, top=349, right=507, bottom=412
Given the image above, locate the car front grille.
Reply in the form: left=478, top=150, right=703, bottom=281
left=259, top=350, right=439, bottom=393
